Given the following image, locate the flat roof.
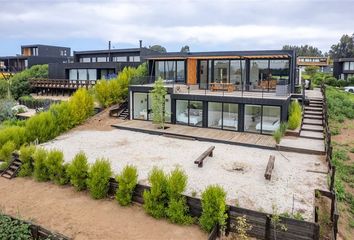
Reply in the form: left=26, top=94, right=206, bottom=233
left=74, top=48, right=144, bottom=55
left=145, top=49, right=294, bottom=60
left=336, top=57, right=354, bottom=62
left=21, top=44, right=70, bottom=49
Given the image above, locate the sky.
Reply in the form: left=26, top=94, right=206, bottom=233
left=1, top=0, right=354, bottom=56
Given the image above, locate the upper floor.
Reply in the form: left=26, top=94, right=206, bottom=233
left=297, top=56, right=330, bottom=67
left=21, top=44, right=71, bottom=58
left=133, top=50, right=296, bottom=96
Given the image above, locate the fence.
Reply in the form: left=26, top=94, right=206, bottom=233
left=108, top=178, right=320, bottom=240
left=30, top=78, right=96, bottom=96
left=2, top=213, right=70, bottom=240
left=319, top=84, right=339, bottom=240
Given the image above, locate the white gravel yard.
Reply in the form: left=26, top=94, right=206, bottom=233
left=41, top=129, right=328, bottom=220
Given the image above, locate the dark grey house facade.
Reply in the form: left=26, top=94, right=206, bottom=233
left=129, top=49, right=296, bottom=135
left=48, top=45, right=160, bottom=81
left=0, top=44, right=71, bottom=72
left=333, top=58, right=354, bottom=80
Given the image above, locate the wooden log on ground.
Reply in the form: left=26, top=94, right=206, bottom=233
left=264, top=155, right=275, bottom=180
left=194, top=146, right=215, bottom=168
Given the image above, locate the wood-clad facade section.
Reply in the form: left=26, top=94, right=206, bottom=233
left=187, top=58, right=197, bottom=85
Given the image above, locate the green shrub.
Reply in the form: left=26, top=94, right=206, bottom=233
left=333, top=149, right=350, bottom=162
left=0, top=126, right=26, bottom=148
left=0, top=98, right=16, bottom=122
left=46, top=149, right=68, bottom=185
left=0, top=79, right=8, bottom=99
left=18, top=144, right=36, bottom=177
left=115, top=165, right=138, bottom=206
left=49, top=101, right=74, bottom=133
left=87, top=158, right=112, bottom=199
left=199, top=185, right=228, bottom=232
left=288, top=101, right=302, bottom=130
left=94, top=80, right=113, bottom=108
left=25, top=111, right=57, bottom=143
left=0, top=141, right=16, bottom=170
left=33, top=148, right=49, bottom=182
left=165, top=168, right=193, bottom=224
left=69, top=88, right=94, bottom=126
left=67, top=151, right=89, bottom=191
left=273, top=129, right=282, bottom=144
left=143, top=167, right=168, bottom=218
left=0, top=214, right=32, bottom=239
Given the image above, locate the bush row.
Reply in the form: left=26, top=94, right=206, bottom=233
left=93, top=64, right=147, bottom=108
left=18, top=95, right=60, bottom=109
left=17, top=146, right=227, bottom=233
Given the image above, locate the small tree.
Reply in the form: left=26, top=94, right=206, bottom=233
left=151, top=78, right=168, bottom=129
left=115, top=165, right=138, bottom=206
left=67, top=151, right=89, bottom=191
left=87, top=158, right=112, bottom=199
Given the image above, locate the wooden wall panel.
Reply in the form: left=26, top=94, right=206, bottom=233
left=187, top=58, right=197, bottom=85
left=23, top=48, right=31, bottom=56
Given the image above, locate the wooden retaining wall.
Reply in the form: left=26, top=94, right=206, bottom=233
left=108, top=178, right=319, bottom=240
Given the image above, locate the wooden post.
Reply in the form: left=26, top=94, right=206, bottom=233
left=330, top=166, right=336, bottom=192
left=265, top=215, right=271, bottom=240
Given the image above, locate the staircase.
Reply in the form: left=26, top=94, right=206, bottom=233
left=109, top=101, right=129, bottom=120
left=300, top=98, right=324, bottom=140
left=1, top=155, right=22, bottom=179
left=118, top=108, right=129, bottom=120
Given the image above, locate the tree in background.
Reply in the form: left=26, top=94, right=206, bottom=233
left=149, top=45, right=167, bottom=53
left=304, top=66, right=320, bottom=79
left=282, top=45, right=323, bottom=56
left=180, top=45, right=190, bottom=53
left=151, top=78, right=167, bottom=129
left=329, top=34, right=354, bottom=59
left=10, top=64, right=48, bottom=99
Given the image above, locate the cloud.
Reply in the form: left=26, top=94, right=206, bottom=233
left=0, top=0, right=353, bottom=53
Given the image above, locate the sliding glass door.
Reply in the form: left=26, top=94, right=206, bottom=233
left=176, top=100, right=203, bottom=126
left=207, top=102, right=238, bottom=131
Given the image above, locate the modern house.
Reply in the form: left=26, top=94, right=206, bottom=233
left=48, top=41, right=160, bottom=81
left=297, top=56, right=332, bottom=80
left=129, top=50, right=296, bottom=135
left=333, top=58, right=354, bottom=80
left=0, top=44, right=71, bottom=72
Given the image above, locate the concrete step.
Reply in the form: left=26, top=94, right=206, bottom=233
left=277, top=137, right=325, bottom=155
left=304, top=114, right=323, bottom=120
left=305, top=107, right=323, bottom=112
left=300, top=130, right=324, bottom=140
left=304, top=111, right=323, bottom=116
left=302, top=118, right=323, bottom=126
left=302, top=124, right=324, bottom=132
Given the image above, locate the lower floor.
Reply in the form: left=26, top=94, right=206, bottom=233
left=129, top=89, right=290, bottom=135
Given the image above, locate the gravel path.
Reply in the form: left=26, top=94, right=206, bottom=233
left=42, top=129, right=328, bottom=220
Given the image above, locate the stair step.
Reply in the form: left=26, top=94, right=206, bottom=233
left=300, top=130, right=324, bottom=140
left=1, top=173, right=11, bottom=179
left=305, top=107, right=322, bottom=112
left=9, top=165, right=19, bottom=170
left=302, top=124, right=324, bottom=132
left=304, top=114, right=323, bottom=119
left=303, top=119, right=323, bottom=125
left=304, top=111, right=323, bottom=116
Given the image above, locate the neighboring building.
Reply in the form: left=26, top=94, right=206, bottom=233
left=297, top=56, right=332, bottom=80
left=0, top=44, right=71, bottom=72
left=333, top=58, right=354, bottom=80
left=48, top=41, right=160, bottom=81
left=129, top=49, right=296, bottom=135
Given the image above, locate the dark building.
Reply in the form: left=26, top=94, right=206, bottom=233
left=129, top=49, right=297, bottom=135
left=48, top=41, right=160, bottom=81
left=0, top=44, right=71, bottom=72
left=333, top=58, right=354, bottom=80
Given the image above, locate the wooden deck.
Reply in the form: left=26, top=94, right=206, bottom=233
left=112, top=120, right=276, bottom=149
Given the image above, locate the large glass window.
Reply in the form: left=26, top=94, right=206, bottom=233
left=133, top=93, right=148, bottom=120
left=88, top=69, right=97, bottom=81
left=244, top=105, right=262, bottom=133
left=165, top=95, right=171, bottom=123
left=78, top=69, right=87, bottom=80
left=223, top=103, right=238, bottom=131
left=130, top=56, right=140, bottom=62
left=155, top=61, right=165, bottom=79
left=80, top=58, right=90, bottom=63
left=230, top=60, right=242, bottom=90
left=344, top=62, right=350, bottom=71
left=214, top=60, right=229, bottom=83
left=350, top=62, right=354, bottom=71
left=262, top=106, right=281, bottom=134
left=166, top=61, right=176, bottom=80
left=176, top=61, right=185, bottom=82
left=97, top=57, right=107, bottom=62
left=69, top=69, right=78, bottom=81
left=269, top=60, right=289, bottom=88
left=250, top=60, right=269, bottom=91
left=176, top=100, right=189, bottom=125
left=113, top=56, right=127, bottom=62
left=208, top=102, right=222, bottom=129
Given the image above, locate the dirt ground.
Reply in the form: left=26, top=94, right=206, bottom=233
left=0, top=177, right=206, bottom=240
left=73, top=108, right=120, bottom=132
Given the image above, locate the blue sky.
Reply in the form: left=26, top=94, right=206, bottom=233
left=1, top=0, right=354, bottom=56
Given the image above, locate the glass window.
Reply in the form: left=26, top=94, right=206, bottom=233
left=130, top=56, right=140, bottom=62
left=69, top=69, right=78, bottom=81
left=350, top=62, right=354, bottom=71
left=176, top=61, right=185, bottom=82
left=214, top=60, right=229, bottom=83
left=244, top=105, right=261, bottom=133
left=165, top=95, right=171, bottom=123
left=155, top=61, right=165, bottom=80
left=344, top=62, right=350, bottom=71
left=97, top=57, right=107, bottom=62
left=176, top=100, right=189, bottom=125
left=241, top=60, right=246, bottom=90
left=166, top=61, right=176, bottom=80
left=113, top=56, right=127, bottom=62
left=80, top=57, right=91, bottom=63
left=188, top=101, right=203, bottom=126
left=208, top=102, right=222, bottom=129
left=133, top=93, right=148, bottom=120
left=230, top=60, right=242, bottom=90
left=78, top=69, right=87, bottom=80
left=223, top=103, right=238, bottom=131
left=88, top=69, right=97, bottom=81
left=262, top=106, right=281, bottom=134
left=269, top=60, right=289, bottom=88
left=91, top=58, right=97, bottom=62
left=250, top=60, right=269, bottom=91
